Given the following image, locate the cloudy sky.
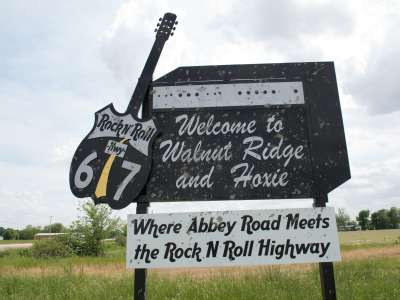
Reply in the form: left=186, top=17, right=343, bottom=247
left=1, top=0, right=399, bottom=229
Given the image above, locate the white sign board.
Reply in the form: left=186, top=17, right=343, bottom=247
left=127, top=207, right=340, bottom=269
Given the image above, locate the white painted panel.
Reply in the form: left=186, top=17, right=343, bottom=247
left=152, top=82, right=304, bottom=109
left=127, top=207, right=340, bottom=269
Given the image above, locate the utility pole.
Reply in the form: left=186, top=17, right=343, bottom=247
left=49, top=216, right=54, bottom=233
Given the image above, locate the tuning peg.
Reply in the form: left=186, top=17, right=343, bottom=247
left=154, top=28, right=157, bottom=32
left=171, top=32, right=174, bottom=36
left=157, top=23, right=160, bottom=27
left=175, top=21, right=178, bottom=25
left=159, top=17, right=162, bottom=21
left=173, top=27, right=176, bottom=30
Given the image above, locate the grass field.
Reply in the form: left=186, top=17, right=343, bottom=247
left=339, top=229, right=400, bottom=245
left=0, top=240, right=33, bottom=245
left=0, top=254, right=398, bottom=300
left=0, top=230, right=399, bottom=299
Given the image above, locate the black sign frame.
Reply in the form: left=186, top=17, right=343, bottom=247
left=144, top=62, right=350, bottom=202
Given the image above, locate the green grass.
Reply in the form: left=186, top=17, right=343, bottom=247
left=0, top=243, right=125, bottom=269
left=339, top=229, right=400, bottom=245
left=0, top=249, right=124, bottom=270
left=0, top=240, right=33, bottom=245
left=0, top=234, right=399, bottom=299
left=339, top=242, right=393, bottom=251
left=0, top=256, right=398, bottom=300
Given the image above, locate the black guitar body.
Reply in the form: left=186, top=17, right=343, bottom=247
left=69, top=13, right=177, bottom=209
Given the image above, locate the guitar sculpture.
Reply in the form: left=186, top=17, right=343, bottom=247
left=69, top=13, right=177, bottom=209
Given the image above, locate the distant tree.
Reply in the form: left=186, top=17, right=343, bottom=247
left=0, top=227, right=6, bottom=237
left=108, top=219, right=126, bottom=239
left=70, top=201, right=120, bottom=256
left=387, top=207, right=400, bottom=229
left=19, top=225, right=41, bottom=240
left=356, top=210, right=370, bottom=230
left=336, top=208, right=350, bottom=228
left=347, top=220, right=358, bottom=226
left=114, top=223, right=128, bottom=247
left=370, top=209, right=391, bottom=230
left=3, top=228, right=19, bottom=240
left=43, top=223, right=65, bottom=233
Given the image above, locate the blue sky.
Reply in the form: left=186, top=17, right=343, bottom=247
left=1, top=0, right=399, bottom=228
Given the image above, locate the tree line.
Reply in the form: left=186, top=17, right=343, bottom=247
left=0, top=203, right=124, bottom=241
left=1, top=201, right=126, bottom=257
left=0, top=223, right=67, bottom=240
left=336, top=207, right=400, bottom=231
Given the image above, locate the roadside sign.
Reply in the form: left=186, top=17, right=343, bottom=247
left=127, top=207, right=340, bottom=269
left=68, top=13, right=346, bottom=299
left=145, top=62, right=350, bottom=202
left=69, top=13, right=177, bottom=209
left=69, top=104, right=159, bottom=209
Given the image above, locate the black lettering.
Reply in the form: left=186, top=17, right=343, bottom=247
left=206, top=241, right=219, bottom=258
left=241, top=215, right=254, bottom=234
left=97, top=114, right=109, bottom=130
left=286, top=213, right=299, bottom=229
left=322, top=217, right=330, bottom=228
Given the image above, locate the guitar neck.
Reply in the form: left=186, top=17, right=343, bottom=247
left=126, top=12, right=177, bottom=116
left=126, top=38, right=167, bottom=116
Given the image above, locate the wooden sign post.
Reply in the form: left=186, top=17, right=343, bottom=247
left=134, top=201, right=149, bottom=300
left=314, top=194, right=337, bottom=300
left=133, top=88, right=152, bottom=300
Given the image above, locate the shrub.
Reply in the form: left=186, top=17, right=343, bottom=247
left=32, top=239, right=74, bottom=258
left=16, top=248, right=32, bottom=257
left=55, top=233, right=86, bottom=256
left=0, top=250, right=11, bottom=258
left=0, top=248, right=32, bottom=258
left=70, top=201, right=122, bottom=256
left=114, top=223, right=127, bottom=247
left=115, top=234, right=126, bottom=247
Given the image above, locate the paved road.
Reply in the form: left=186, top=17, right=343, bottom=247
left=0, top=243, right=32, bottom=251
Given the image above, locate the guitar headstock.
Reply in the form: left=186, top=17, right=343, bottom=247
left=154, top=12, right=177, bottom=41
